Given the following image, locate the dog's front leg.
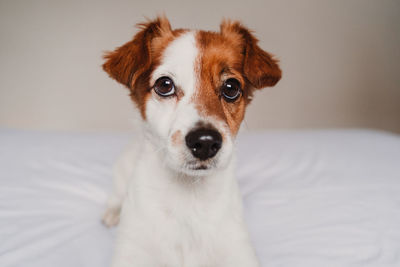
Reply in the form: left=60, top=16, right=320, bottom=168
left=102, top=142, right=139, bottom=227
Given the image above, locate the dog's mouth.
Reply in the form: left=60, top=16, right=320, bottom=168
left=194, top=165, right=208, bottom=170
left=184, top=159, right=217, bottom=172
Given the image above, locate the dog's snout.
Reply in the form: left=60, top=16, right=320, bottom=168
left=185, top=128, right=222, bottom=160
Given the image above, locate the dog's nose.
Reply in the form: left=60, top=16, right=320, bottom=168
left=185, top=128, right=222, bottom=161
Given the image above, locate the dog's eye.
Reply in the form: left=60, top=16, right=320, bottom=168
left=221, top=78, right=242, bottom=102
left=153, top=77, right=175, bottom=97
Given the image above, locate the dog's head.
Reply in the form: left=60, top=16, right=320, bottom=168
left=103, top=16, right=281, bottom=176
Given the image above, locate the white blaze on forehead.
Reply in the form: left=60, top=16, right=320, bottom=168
left=151, top=31, right=198, bottom=98
left=146, top=31, right=201, bottom=143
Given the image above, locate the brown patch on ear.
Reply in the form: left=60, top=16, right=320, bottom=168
left=103, top=16, right=172, bottom=88
left=102, top=16, right=175, bottom=118
left=220, top=20, right=282, bottom=89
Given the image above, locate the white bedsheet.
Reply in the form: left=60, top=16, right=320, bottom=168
left=1, top=129, right=399, bottom=267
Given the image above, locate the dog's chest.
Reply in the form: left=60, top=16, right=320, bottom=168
left=121, top=200, right=243, bottom=267
left=120, top=151, right=246, bottom=266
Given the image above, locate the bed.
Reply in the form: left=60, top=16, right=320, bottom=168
left=1, top=128, right=399, bottom=267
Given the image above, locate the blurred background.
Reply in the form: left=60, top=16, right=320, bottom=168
left=0, top=0, right=399, bottom=133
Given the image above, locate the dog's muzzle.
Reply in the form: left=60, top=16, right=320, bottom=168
left=185, top=128, right=222, bottom=161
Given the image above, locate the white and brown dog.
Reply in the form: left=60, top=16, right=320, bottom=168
left=102, top=16, right=281, bottom=267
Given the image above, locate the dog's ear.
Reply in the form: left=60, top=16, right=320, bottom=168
left=220, top=20, right=281, bottom=89
left=103, top=16, right=172, bottom=89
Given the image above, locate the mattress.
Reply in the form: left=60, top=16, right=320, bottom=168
left=1, top=129, right=399, bottom=267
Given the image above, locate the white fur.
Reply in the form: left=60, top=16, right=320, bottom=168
left=103, top=32, right=260, bottom=267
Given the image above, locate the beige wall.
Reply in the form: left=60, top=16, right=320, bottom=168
left=0, top=0, right=399, bottom=133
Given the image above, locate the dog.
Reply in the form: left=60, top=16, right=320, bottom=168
left=101, top=16, right=281, bottom=267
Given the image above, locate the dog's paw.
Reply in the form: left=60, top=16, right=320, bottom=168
left=102, top=206, right=121, bottom=227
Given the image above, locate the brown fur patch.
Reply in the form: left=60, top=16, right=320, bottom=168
left=194, top=31, right=246, bottom=135
left=193, top=21, right=282, bottom=135
left=220, top=20, right=282, bottom=89
left=102, top=16, right=185, bottom=119
left=171, top=130, right=182, bottom=146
